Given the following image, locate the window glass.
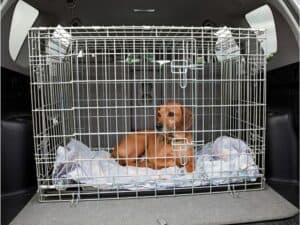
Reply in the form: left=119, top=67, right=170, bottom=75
left=246, top=4, right=277, bottom=57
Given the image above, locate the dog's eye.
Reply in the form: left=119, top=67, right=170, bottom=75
left=168, top=112, right=175, bottom=117
left=157, top=112, right=161, bottom=117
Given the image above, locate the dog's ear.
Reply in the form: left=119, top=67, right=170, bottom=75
left=182, top=107, right=192, bottom=130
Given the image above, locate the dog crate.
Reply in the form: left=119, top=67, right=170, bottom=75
left=28, top=26, right=266, bottom=202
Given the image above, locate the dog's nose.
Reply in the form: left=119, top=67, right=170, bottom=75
left=156, top=124, right=163, bottom=131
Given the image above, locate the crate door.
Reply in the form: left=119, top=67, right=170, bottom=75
left=129, top=38, right=197, bottom=133
left=72, top=39, right=132, bottom=149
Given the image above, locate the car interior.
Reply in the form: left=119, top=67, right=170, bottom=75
left=1, top=0, right=299, bottom=225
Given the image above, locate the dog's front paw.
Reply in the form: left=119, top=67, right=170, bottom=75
left=185, top=162, right=194, bottom=173
left=138, top=160, right=147, bottom=167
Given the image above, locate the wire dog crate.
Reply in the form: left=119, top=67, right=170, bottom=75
left=28, top=26, right=266, bottom=202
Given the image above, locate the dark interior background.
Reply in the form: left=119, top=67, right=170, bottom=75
left=1, top=68, right=36, bottom=225
left=266, top=62, right=299, bottom=207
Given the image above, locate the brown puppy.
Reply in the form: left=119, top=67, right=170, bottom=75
left=111, top=102, right=194, bottom=172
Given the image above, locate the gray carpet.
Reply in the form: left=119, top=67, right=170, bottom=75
left=10, top=185, right=299, bottom=225
left=246, top=215, right=299, bottom=225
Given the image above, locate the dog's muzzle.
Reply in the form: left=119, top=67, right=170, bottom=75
left=156, top=124, right=163, bottom=131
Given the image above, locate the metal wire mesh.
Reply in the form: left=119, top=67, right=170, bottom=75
left=28, top=26, right=266, bottom=202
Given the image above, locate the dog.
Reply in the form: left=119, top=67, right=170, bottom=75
left=111, top=101, right=195, bottom=172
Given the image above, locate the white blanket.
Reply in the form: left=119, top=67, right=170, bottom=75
left=52, top=136, right=261, bottom=190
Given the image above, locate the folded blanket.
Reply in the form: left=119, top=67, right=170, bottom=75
left=52, top=136, right=261, bottom=190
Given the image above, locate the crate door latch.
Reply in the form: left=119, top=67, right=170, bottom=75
left=170, top=60, right=188, bottom=88
left=171, top=137, right=189, bottom=165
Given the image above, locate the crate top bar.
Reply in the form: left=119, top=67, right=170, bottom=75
left=28, top=26, right=266, bottom=39
left=29, top=25, right=266, bottom=32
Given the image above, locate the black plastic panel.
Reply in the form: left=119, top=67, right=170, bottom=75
left=266, top=62, right=299, bottom=207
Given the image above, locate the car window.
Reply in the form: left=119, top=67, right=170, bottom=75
left=245, top=4, right=277, bottom=58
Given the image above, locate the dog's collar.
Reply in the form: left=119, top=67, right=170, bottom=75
left=158, top=133, right=174, bottom=144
